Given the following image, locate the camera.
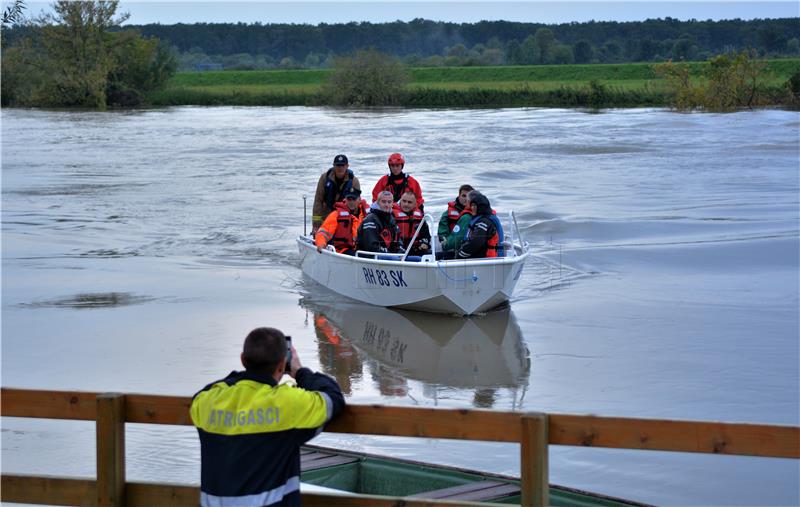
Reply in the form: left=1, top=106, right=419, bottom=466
left=285, top=336, right=292, bottom=373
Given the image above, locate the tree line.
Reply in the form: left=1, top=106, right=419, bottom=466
left=102, top=17, right=800, bottom=69
left=1, top=0, right=176, bottom=108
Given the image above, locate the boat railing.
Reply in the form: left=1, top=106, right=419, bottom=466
left=318, top=210, right=528, bottom=262
left=354, top=250, right=407, bottom=260
left=401, top=213, right=437, bottom=261
left=353, top=214, right=438, bottom=262
left=1, top=387, right=798, bottom=507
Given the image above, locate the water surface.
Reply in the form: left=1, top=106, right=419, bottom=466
left=2, top=106, right=798, bottom=506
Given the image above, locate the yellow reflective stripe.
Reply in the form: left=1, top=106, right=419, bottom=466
left=190, top=381, right=328, bottom=436
left=318, top=230, right=332, bottom=240
left=312, top=215, right=323, bottom=221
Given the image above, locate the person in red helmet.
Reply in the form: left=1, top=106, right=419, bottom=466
left=371, top=153, right=423, bottom=207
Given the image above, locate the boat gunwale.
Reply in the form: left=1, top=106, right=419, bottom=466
left=302, top=443, right=654, bottom=507
left=296, top=235, right=531, bottom=269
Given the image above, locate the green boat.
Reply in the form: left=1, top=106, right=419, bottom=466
left=300, top=444, right=650, bottom=506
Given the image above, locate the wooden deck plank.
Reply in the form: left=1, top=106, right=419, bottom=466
left=409, top=480, right=519, bottom=500
left=301, top=455, right=359, bottom=472
left=2, top=388, right=798, bottom=458
left=453, top=483, right=521, bottom=502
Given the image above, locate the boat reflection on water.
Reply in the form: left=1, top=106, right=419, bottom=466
left=300, top=297, right=531, bottom=409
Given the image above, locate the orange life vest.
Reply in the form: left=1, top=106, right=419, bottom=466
left=331, top=201, right=364, bottom=252
left=486, top=231, right=500, bottom=257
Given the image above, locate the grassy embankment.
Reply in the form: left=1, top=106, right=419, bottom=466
left=148, top=59, right=800, bottom=108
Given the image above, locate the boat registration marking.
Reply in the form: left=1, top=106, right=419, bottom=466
left=362, top=267, right=408, bottom=288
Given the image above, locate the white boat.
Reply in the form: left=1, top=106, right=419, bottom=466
left=297, top=213, right=530, bottom=315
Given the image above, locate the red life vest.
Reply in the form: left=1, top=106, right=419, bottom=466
left=372, top=173, right=423, bottom=205
left=445, top=200, right=470, bottom=231
left=332, top=202, right=358, bottom=252
left=393, top=205, right=424, bottom=244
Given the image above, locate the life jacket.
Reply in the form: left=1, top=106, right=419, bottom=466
left=383, top=173, right=410, bottom=203
left=324, top=168, right=355, bottom=210
left=393, top=204, right=425, bottom=244
left=467, top=213, right=505, bottom=258
left=331, top=202, right=358, bottom=252
left=445, top=200, right=470, bottom=231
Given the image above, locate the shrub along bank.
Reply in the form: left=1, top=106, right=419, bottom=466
left=148, top=58, right=799, bottom=109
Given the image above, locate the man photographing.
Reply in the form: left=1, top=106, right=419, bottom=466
left=191, top=327, right=345, bottom=507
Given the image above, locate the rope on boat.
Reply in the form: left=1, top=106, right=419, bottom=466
left=436, top=262, right=479, bottom=283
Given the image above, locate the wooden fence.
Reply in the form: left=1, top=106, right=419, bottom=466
left=1, top=387, right=798, bottom=507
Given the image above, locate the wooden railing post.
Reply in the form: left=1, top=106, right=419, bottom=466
left=521, top=412, right=549, bottom=507
left=97, top=393, right=126, bottom=507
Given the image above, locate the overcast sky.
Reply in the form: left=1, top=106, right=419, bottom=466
left=18, top=1, right=798, bottom=25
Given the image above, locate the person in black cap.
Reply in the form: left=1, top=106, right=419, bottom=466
left=314, top=187, right=368, bottom=255
left=456, top=190, right=505, bottom=259
left=312, top=154, right=361, bottom=233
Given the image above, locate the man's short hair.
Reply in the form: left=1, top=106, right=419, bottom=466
left=400, top=190, right=416, bottom=200
left=242, top=327, right=287, bottom=375
left=377, top=190, right=393, bottom=201
left=459, top=184, right=474, bottom=194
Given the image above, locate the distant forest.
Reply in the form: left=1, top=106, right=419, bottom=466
left=7, top=16, right=800, bottom=70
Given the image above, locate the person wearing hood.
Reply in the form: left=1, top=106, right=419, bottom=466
left=357, top=190, right=403, bottom=254
left=456, top=191, right=505, bottom=259
left=371, top=153, right=424, bottom=206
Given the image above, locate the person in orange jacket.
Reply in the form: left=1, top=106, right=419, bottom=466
left=315, top=188, right=368, bottom=255
left=371, top=153, right=424, bottom=207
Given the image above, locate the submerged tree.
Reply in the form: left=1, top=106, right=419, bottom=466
left=323, top=48, right=410, bottom=106
left=703, top=50, right=767, bottom=110
left=654, top=50, right=767, bottom=111
left=654, top=59, right=702, bottom=110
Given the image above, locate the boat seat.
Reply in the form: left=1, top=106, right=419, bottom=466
left=408, top=480, right=520, bottom=502
left=300, top=450, right=359, bottom=472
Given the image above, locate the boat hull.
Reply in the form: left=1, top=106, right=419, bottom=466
left=301, top=444, right=649, bottom=506
left=297, top=236, right=529, bottom=315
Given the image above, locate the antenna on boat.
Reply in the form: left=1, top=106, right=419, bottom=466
left=302, top=194, right=308, bottom=237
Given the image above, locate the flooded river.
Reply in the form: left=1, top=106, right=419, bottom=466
left=2, top=106, right=798, bottom=506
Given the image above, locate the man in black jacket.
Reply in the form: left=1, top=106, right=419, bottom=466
left=457, top=191, right=505, bottom=259
left=357, top=190, right=403, bottom=254
left=191, top=327, right=345, bottom=507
